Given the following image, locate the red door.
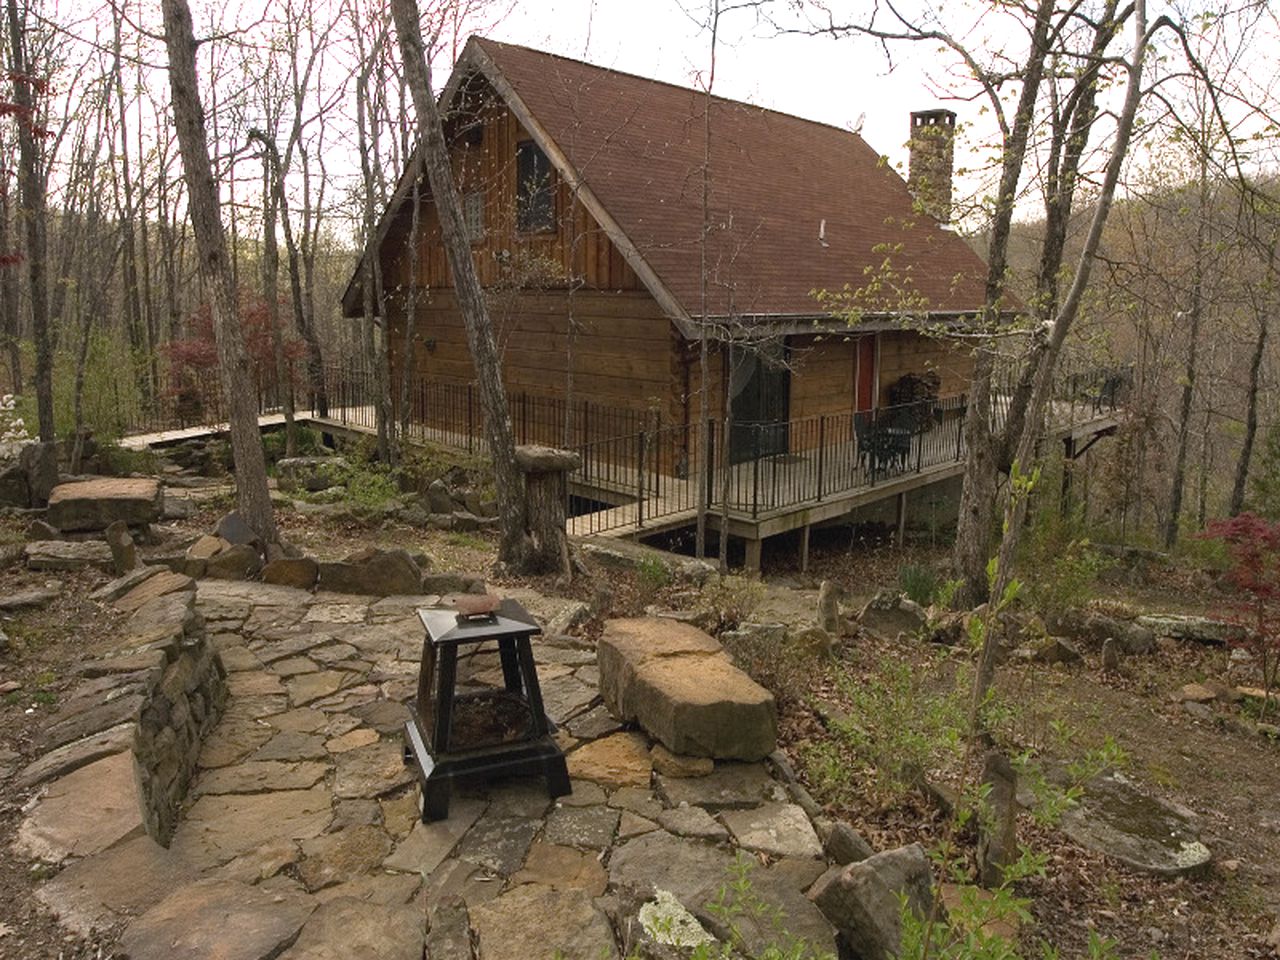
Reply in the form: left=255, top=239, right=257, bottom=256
left=855, top=336, right=876, bottom=412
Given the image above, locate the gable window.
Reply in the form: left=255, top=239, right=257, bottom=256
left=463, top=191, right=485, bottom=242
left=515, top=140, right=555, bottom=233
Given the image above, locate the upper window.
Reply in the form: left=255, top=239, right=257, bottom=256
left=516, top=140, right=555, bottom=233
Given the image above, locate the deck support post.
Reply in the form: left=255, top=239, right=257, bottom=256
left=895, top=491, right=907, bottom=548
left=800, top=523, right=811, bottom=573
left=744, top=536, right=763, bottom=574
left=1061, top=436, right=1076, bottom=516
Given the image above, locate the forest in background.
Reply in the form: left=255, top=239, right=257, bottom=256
left=0, top=0, right=1276, bottom=551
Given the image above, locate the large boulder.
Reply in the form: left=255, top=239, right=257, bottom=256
left=317, top=548, right=423, bottom=597
left=1059, top=771, right=1211, bottom=876
left=0, top=457, right=29, bottom=506
left=857, top=590, right=928, bottom=641
left=1049, top=608, right=1156, bottom=654
left=46, top=478, right=162, bottom=532
left=276, top=456, right=345, bottom=493
left=808, top=843, right=938, bottom=960
left=1134, top=614, right=1244, bottom=646
left=598, top=618, right=776, bottom=761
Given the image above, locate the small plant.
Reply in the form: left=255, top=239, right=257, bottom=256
left=935, top=577, right=963, bottom=610
left=695, top=575, right=764, bottom=632
left=635, top=555, right=672, bottom=603
left=719, top=624, right=814, bottom=709
left=899, top=562, right=941, bottom=606
left=1201, top=512, right=1280, bottom=721
left=0, top=393, right=30, bottom=445
left=703, top=856, right=836, bottom=960
left=340, top=462, right=402, bottom=510
left=807, top=654, right=968, bottom=801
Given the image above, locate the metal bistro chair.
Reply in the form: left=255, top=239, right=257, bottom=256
left=853, top=411, right=873, bottom=472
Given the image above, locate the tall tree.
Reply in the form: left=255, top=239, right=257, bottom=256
left=162, top=0, right=277, bottom=543
left=390, top=0, right=530, bottom=568
left=6, top=0, right=52, bottom=443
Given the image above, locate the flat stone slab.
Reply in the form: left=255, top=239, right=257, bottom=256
left=608, top=829, right=737, bottom=906
left=471, top=884, right=619, bottom=960
left=543, top=804, right=620, bottom=850
left=512, top=841, right=609, bottom=895
left=599, top=617, right=776, bottom=761
left=119, top=879, right=316, bottom=960
left=15, top=751, right=144, bottom=862
left=657, top=805, right=728, bottom=841
left=115, top=571, right=195, bottom=613
left=0, top=584, right=61, bottom=611
left=175, top=788, right=333, bottom=865
left=197, top=718, right=276, bottom=768
left=17, top=724, right=134, bottom=788
left=296, top=824, right=394, bottom=892
left=333, top=740, right=416, bottom=799
left=47, top=477, right=162, bottom=531
left=36, top=834, right=197, bottom=935
left=25, top=539, right=114, bottom=572
left=278, top=896, right=425, bottom=959
left=455, top=812, right=540, bottom=876
left=192, top=760, right=329, bottom=796
left=566, top=731, right=653, bottom=788
left=383, top=798, right=486, bottom=876
left=721, top=802, right=824, bottom=859
left=1059, top=771, right=1211, bottom=876
left=656, top=762, right=780, bottom=811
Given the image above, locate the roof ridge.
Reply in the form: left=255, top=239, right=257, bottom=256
left=470, top=34, right=872, bottom=142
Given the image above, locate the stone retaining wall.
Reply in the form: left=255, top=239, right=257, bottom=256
left=132, top=593, right=227, bottom=841
left=16, top=582, right=227, bottom=854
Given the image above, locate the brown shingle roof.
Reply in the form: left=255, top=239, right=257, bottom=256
left=473, top=37, right=991, bottom=321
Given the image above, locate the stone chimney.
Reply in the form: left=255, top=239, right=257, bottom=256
left=907, top=109, right=956, bottom=223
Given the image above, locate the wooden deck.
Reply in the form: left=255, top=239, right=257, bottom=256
left=120, top=395, right=1121, bottom=561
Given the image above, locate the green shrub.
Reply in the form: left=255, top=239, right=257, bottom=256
left=803, top=655, right=968, bottom=802
left=262, top=425, right=325, bottom=463
left=340, top=462, right=401, bottom=509
left=899, top=563, right=941, bottom=606
left=97, top=441, right=159, bottom=476
left=1018, top=504, right=1112, bottom=618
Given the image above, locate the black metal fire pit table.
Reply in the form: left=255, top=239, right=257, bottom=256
left=404, top=596, right=571, bottom=821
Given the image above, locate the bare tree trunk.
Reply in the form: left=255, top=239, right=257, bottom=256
left=1165, top=278, right=1201, bottom=546
left=972, top=1, right=1152, bottom=707
left=951, top=0, right=1057, bottom=607
left=399, top=179, right=421, bottom=441
left=249, top=130, right=297, bottom=457
left=162, top=0, right=277, bottom=544
left=0, top=179, right=20, bottom=395
left=7, top=0, right=53, bottom=443
left=354, top=50, right=394, bottom=464
left=1231, top=315, right=1268, bottom=515
left=390, top=0, right=529, bottom=568
left=695, top=1, right=721, bottom=562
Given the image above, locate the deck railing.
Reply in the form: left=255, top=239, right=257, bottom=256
left=118, top=354, right=1128, bottom=537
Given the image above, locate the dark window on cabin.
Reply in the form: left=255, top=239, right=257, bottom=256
left=516, top=140, right=554, bottom=233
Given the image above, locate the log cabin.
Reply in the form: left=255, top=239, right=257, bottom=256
left=340, top=37, right=1104, bottom=567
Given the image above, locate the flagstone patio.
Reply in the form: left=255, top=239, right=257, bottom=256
left=24, top=578, right=839, bottom=959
